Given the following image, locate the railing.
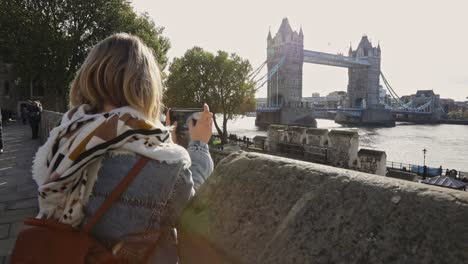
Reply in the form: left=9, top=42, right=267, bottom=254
left=387, top=161, right=467, bottom=180
left=336, top=108, right=364, bottom=112
left=336, top=108, right=363, bottom=117
left=256, top=107, right=281, bottom=112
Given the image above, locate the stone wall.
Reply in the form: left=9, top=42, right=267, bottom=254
left=358, top=148, right=387, bottom=176
left=305, top=128, right=328, bottom=146
left=178, top=151, right=468, bottom=264
left=209, top=149, right=231, bottom=167
left=327, top=129, right=359, bottom=168
left=39, top=110, right=63, bottom=142
left=266, top=124, right=287, bottom=152
left=266, top=125, right=388, bottom=174
left=386, top=169, right=419, bottom=182
left=281, top=126, right=307, bottom=144
left=252, top=135, right=267, bottom=149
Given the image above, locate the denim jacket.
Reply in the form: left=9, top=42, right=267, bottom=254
left=83, top=141, right=213, bottom=263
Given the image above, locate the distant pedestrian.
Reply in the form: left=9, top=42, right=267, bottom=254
left=20, top=103, right=28, bottom=125
left=0, top=107, right=3, bottom=153
left=27, top=101, right=42, bottom=139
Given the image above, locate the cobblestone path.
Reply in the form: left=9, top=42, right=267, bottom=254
left=0, top=122, right=41, bottom=263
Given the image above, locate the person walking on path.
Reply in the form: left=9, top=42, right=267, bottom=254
left=21, top=103, right=28, bottom=125
left=27, top=100, right=42, bottom=139
left=28, top=33, right=214, bottom=263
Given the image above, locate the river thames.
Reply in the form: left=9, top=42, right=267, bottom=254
left=224, top=116, right=468, bottom=172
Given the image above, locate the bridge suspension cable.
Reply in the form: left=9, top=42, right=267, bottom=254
left=247, top=60, right=267, bottom=82
left=251, top=57, right=286, bottom=91
left=380, top=71, right=406, bottom=108
left=380, top=70, right=446, bottom=114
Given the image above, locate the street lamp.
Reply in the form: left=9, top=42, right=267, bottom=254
left=423, top=148, right=427, bottom=167
left=422, top=148, right=427, bottom=179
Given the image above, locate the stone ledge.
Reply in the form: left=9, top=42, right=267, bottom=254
left=306, top=128, right=328, bottom=135
left=179, top=151, right=468, bottom=264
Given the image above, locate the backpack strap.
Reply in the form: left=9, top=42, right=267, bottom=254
left=82, top=156, right=150, bottom=233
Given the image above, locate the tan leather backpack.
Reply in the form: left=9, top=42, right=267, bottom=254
left=11, top=157, right=161, bottom=264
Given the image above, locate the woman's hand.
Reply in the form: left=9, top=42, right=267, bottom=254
left=189, top=103, right=213, bottom=144
left=165, top=109, right=178, bottom=143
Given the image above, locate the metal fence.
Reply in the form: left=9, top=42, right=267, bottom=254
left=387, top=160, right=467, bottom=179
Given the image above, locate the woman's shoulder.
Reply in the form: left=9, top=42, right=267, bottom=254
left=101, top=150, right=189, bottom=171
left=95, top=151, right=190, bottom=193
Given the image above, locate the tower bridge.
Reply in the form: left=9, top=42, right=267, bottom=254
left=256, top=18, right=442, bottom=128
left=302, top=50, right=370, bottom=68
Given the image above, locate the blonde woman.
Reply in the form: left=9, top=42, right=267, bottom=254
left=31, top=33, right=214, bottom=262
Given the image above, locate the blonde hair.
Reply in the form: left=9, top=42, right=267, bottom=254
left=69, top=33, right=163, bottom=122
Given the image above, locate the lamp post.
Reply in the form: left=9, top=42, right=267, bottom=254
left=423, top=148, right=427, bottom=179
left=423, top=148, right=427, bottom=167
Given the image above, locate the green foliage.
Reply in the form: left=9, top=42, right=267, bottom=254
left=447, top=111, right=468, bottom=120
left=0, top=0, right=170, bottom=111
left=166, top=47, right=256, bottom=143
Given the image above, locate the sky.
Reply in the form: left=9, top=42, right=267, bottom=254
left=132, top=0, right=468, bottom=101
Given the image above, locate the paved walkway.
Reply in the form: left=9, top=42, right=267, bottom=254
left=0, top=122, right=41, bottom=263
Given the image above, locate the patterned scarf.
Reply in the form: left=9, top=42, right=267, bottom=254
left=32, top=105, right=189, bottom=227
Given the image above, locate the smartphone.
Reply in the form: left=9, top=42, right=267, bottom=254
left=168, top=108, right=203, bottom=147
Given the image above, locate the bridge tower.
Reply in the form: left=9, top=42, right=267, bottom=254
left=347, top=36, right=381, bottom=109
left=267, top=18, right=303, bottom=107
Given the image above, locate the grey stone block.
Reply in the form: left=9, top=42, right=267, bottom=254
left=0, top=224, right=9, bottom=239
left=0, top=208, right=37, bottom=224
left=0, top=191, right=37, bottom=203
left=6, top=198, right=37, bottom=210
left=0, top=186, right=17, bottom=195
left=16, top=183, right=37, bottom=193
left=9, top=222, right=27, bottom=238
left=0, top=174, right=29, bottom=189
left=0, top=238, right=16, bottom=257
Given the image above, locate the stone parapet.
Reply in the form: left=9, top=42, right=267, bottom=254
left=282, top=126, right=307, bottom=145
left=266, top=125, right=287, bottom=152
left=358, top=148, right=387, bottom=175
left=386, top=169, right=419, bottom=182
left=305, top=128, right=328, bottom=146
left=39, top=110, right=63, bottom=142
left=327, top=129, right=359, bottom=168
left=179, top=151, right=468, bottom=264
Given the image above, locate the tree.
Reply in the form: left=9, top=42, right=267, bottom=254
left=166, top=47, right=256, bottom=144
left=0, top=0, right=170, bottom=111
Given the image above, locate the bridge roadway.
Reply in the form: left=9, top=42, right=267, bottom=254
left=306, top=108, right=433, bottom=116
left=0, top=122, right=41, bottom=262
left=258, top=107, right=434, bottom=116
left=303, top=50, right=370, bottom=68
